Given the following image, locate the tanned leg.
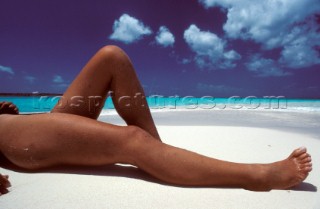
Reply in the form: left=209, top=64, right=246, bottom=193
left=51, top=46, right=160, bottom=140
left=0, top=114, right=312, bottom=191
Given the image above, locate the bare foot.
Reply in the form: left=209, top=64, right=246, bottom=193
left=247, top=147, right=312, bottom=191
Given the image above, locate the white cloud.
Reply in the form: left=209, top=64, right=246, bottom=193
left=155, top=26, right=175, bottom=47
left=183, top=24, right=241, bottom=69
left=184, top=24, right=225, bottom=57
left=25, top=76, right=36, bottom=84
left=199, top=0, right=320, bottom=43
left=222, top=50, right=242, bottom=69
left=109, top=14, right=152, bottom=44
left=0, top=65, right=14, bottom=75
left=53, top=75, right=64, bottom=83
left=246, top=54, right=291, bottom=77
left=279, top=25, right=320, bottom=68
left=199, top=0, right=233, bottom=8
left=280, top=45, right=320, bottom=69
left=199, top=0, right=320, bottom=69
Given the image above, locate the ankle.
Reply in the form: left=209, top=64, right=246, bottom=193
left=245, top=164, right=271, bottom=191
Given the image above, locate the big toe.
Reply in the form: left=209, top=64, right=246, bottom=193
left=290, top=147, right=307, bottom=159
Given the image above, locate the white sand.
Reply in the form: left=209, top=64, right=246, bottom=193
left=1, top=109, right=320, bottom=209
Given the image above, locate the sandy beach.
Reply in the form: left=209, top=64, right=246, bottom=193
left=1, top=109, right=320, bottom=209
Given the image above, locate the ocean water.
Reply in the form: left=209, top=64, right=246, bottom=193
left=0, top=96, right=320, bottom=114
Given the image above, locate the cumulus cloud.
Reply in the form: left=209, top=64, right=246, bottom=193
left=53, top=75, right=64, bottom=83
left=155, top=26, right=175, bottom=47
left=0, top=65, right=14, bottom=75
left=246, top=54, right=291, bottom=77
left=109, top=14, right=152, bottom=44
left=199, top=0, right=320, bottom=44
left=183, top=24, right=241, bottom=69
left=279, top=25, right=320, bottom=68
left=199, top=0, right=320, bottom=69
left=280, top=45, right=320, bottom=69
left=222, top=50, right=242, bottom=69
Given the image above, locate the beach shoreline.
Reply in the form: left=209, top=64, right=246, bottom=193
left=100, top=109, right=320, bottom=138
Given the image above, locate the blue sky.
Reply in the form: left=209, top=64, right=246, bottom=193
left=0, top=0, right=319, bottom=98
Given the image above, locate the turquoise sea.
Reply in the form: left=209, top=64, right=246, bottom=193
left=1, top=96, right=320, bottom=114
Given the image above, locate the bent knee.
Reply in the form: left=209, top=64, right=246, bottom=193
left=98, top=45, right=128, bottom=62
left=125, top=126, right=154, bottom=142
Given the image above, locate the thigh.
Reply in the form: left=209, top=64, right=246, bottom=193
left=51, top=48, right=113, bottom=119
left=0, top=113, right=131, bottom=169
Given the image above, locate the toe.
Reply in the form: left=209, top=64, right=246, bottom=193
left=298, top=153, right=309, bottom=161
left=301, top=157, right=312, bottom=163
left=305, top=162, right=312, bottom=167
left=301, top=164, right=312, bottom=172
left=290, top=147, right=307, bottom=158
left=301, top=162, right=312, bottom=169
